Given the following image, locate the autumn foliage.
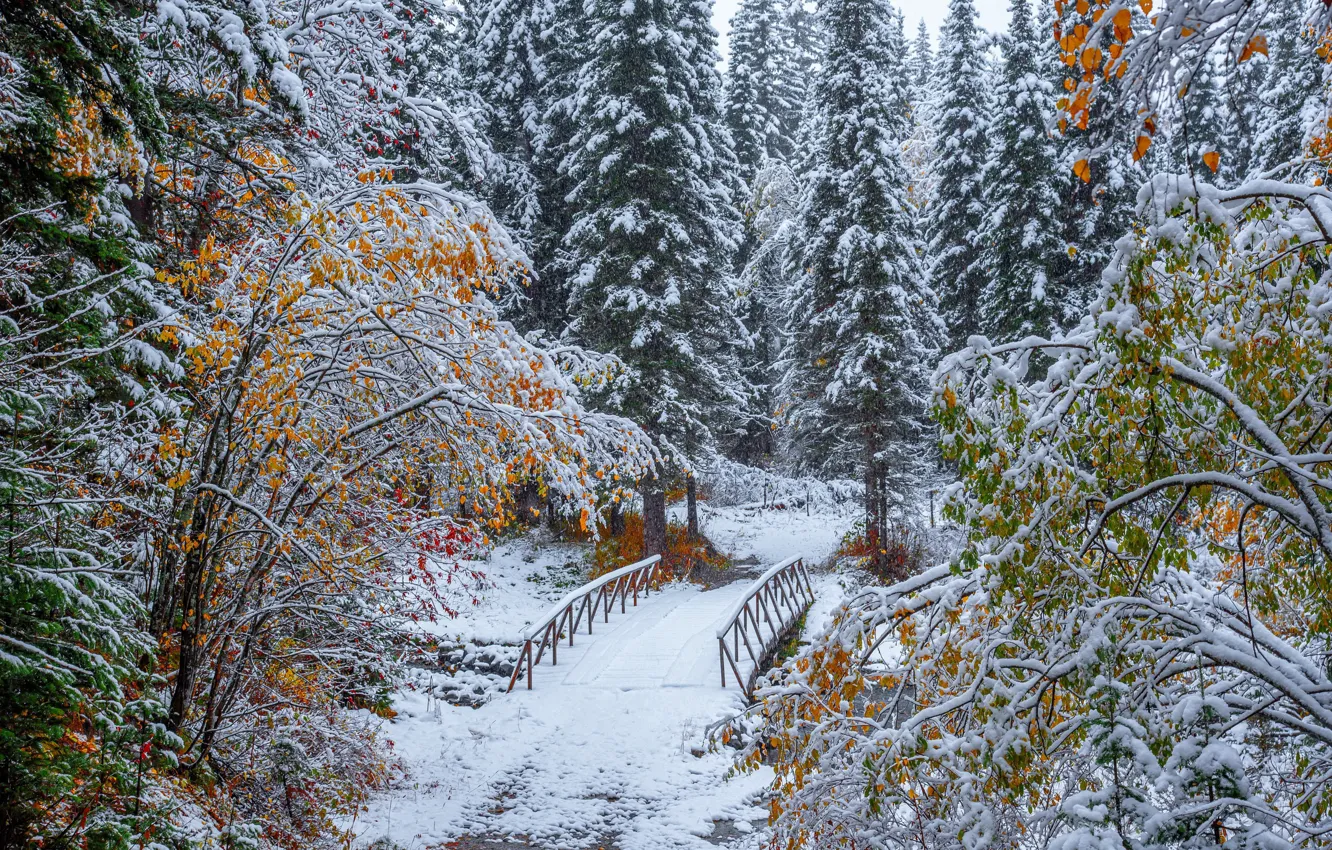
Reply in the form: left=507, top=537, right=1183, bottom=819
left=746, top=3, right=1332, bottom=850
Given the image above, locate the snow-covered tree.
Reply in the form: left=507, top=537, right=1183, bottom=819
left=784, top=0, right=826, bottom=89
left=523, top=0, right=591, bottom=336
left=1166, top=50, right=1236, bottom=183
left=780, top=0, right=940, bottom=566
left=978, top=0, right=1065, bottom=342
left=723, top=0, right=805, bottom=183
left=927, top=0, right=991, bottom=351
left=909, top=18, right=933, bottom=98
left=562, top=0, right=746, bottom=555
left=750, top=5, right=1332, bottom=848
left=467, top=0, right=550, bottom=236
left=1252, top=0, right=1325, bottom=176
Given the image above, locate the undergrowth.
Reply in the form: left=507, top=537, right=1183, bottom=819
left=590, top=513, right=729, bottom=582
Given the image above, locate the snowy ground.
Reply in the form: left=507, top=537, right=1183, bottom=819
left=351, top=504, right=856, bottom=849
left=672, top=501, right=855, bottom=568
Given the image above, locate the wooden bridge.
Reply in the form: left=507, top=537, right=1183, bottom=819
left=507, top=553, right=813, bottom=701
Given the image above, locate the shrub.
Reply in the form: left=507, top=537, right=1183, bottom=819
left=590, top=513, right=729, bottom=582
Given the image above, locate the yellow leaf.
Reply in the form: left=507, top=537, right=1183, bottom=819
left=1073, top=159, right=1092, bottom=183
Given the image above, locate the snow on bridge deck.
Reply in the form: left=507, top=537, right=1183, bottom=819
left=538, top=580, right=754, bottom=691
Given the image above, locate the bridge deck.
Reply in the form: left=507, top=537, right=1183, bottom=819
left=531, top=580, right=757, bottom=691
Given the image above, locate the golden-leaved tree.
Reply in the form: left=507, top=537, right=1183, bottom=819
left=745, top=3, right=1332, bottom=850
left=1, top=0, right=656, bottom=846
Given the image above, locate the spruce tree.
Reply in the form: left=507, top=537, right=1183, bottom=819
left=979, top=0, right=1065, bottom=342
left=1048, top=1, right=1142, bottom=316
left=467, top=0, right=550, bottom=237
left=723, top=0, right=805, bottom=183
left=1167, top=50, right=1236, bottom=184
left=909, top=17, right=933, bottom=103
left=784, top=0, right=826, bottom=88
left=522, top=0, right=590, bottom=336
left=1253, top=0, right=1324, bottom=176
left=562, top=0, right=745, bottom=556
left=781, top=0, right=940, bottom=570
left=0, top=2, right=180, bottom=844
left=927, top=0, right=991, bottom=351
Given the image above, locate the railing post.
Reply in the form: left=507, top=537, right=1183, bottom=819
left=526, top=640, right=534, bottom=690
left=719, top=637, right=726, bottom=687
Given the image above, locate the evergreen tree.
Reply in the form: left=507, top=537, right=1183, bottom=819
left=927, top=0, right=991, bottom=351
left=723, top=0, right=805, bottom=464
left=522, top=0, right=590, bottom=336
left=780, top=0, right=940, bottom=570
left=1252, top=0, right=1325, bottom=176
left=979, top=0, right=1065, bottom=342
left=723, top=0, right=805, bottom=183
left=0, top=2, right=181, bottom=844
left=1227, top=41, right=1267, bottom=181
left=784, top=0, right=826, bottom=88
left=467, top=0, right=550, bottom=236
left=1048, top=1, right=1142, bottom=317
left=909, top=17, right=933, bottom=103
left=1168, top=50, right=1236, bottom=183
left=562, top=0, right=746, bottom=555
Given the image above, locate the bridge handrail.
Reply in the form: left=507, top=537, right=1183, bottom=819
left=506, top=554, right=663, bottom=691
left=715, top=554, right=805, bottom=638
left=715, top=553, right=814, bottom=701
left=523, top=555, right=661, bottom=641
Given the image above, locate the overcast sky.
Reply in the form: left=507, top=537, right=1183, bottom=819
left=713, top=0, right=1012, bottom=62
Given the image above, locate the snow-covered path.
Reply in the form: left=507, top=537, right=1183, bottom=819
left=353, top=506, right=857, bottom=849
left=354, top=581, right=773, bottom=849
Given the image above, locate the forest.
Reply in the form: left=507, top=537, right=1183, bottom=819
left=2, top=0, right=1331, bottom=846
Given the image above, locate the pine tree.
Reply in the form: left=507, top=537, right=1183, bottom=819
left=979, top=0, right=1065, bottom=342
left=784, top=0, right=826, bottom=88
left=781, top=0, right=940, bottom=570
left=927, top=0, right=991, bottom=351
left=0, top=2, right=181, bottom=843
left=518, top=0, right=590, bottom=336
left=723, top=0, right=805, bottom=183
left=562, top=0, right=745, bottom=555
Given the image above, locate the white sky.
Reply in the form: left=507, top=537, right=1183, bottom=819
left=714, top=0, right=1012, bottom=63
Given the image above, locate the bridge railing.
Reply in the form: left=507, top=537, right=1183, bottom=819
left=716, top=554, right=814, bottom=701
left=506, top=554, right=663, bottom=691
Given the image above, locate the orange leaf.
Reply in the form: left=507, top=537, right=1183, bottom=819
left=1073, top=159, right=1092, bottom=183
left=1239, top=34, right=1269, bottom=63
left=1139, top=0, right=1152, bottom=12
left=1133, top=135, right=1152, bottom=161
left=1113, top=8, right=1132, bottom=40
left=1203, top=150, right=1221, bottom=173
left=1081, top=47, right=1103, bottom=70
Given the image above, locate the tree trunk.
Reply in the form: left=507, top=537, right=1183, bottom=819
left=609, top=499, right=626, bottom=537
left=686, top=473, right=699, bottom=538
left=641, top=476, right=667, bottom=559
left=864, top=434, right=881, bottom=571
